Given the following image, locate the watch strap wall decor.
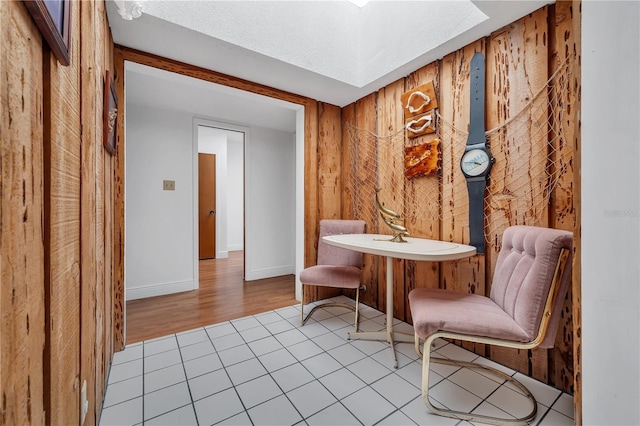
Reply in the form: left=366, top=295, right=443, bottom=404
left=468, top=52, right=486, bottom=146
left=465, top=51, right=488, bottom=254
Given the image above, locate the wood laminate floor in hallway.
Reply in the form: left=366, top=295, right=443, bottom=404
left=125, top=251, right=297, bottom=343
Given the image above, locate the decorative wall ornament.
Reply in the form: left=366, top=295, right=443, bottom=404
left=114, top=0, right=146, bottom=20
left=402, top=81, right=438, bottom=138
left=24, top=0, right=72, bottom=66
left=103, top=70, right=118, bottom=156
left=405, top=111, right=436, bottom=139
left=404, top=139, right=440, bottom=179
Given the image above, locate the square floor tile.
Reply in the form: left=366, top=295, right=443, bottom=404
left=176, top=328, right=208, bottom=347
left=371, top=373, right=421, bottom=408
left=218, top=411, right=252, bottom=425
left=298, top=321, right=330, bottom=339
left=111, top=344, right=142, bottom=365
left=183, top=352, right=223, bottom=379
left=247, top=394, right=302, bottom=426
left=306, top=402, right=360, bottom=425
left=349, top=338, right=388, bottom=356
left=255, top=311, right=284, bottom=325
left=275, top=328, right=308, bottom=347
left=226, top=358, right=267, bottom=386
left=248, top=336, right=284, bottom=357
left=429, top=379, right=482, bottom=413
left=258, top=348, right=298, bottom=373
left=270, top=362, right=315, bottom=392
left=144, top=335, right=178, bottom=356
left=275, top=305, right=300, bottom=319
left=287, top=339, right=324, bottom=361
left=486, top=384, right=536, bottom=419
left=376, top=410, right=417, bottom=426
left=194, top=388, right=244, bottom=425
left=232, top=316, right=262, bottom=331
left=102, top=375, right=143, bottom=408
left=205, top=322, right=236, bottom=339
left=539, top=407, right=574, bottom=426
left=264, top=318, right=296, bottom=334
left=327, top=343, right=367, bottom=366
left=435, top=342, right=478, bottom=363
left=508, top=372, right=561, bottom=408
left=239, top=325, right=271, bottom=343
left=236, top=375, right=283, bottom=409
left=144, top=363, right=186, bottom=393
left=448, top=367, right=502, bottom=399
left=347, top=356, right=392, bottom=384
left=107, top=359, right=143, bottom=384
left=179, top=339, right=216, bottom=362
left=300, top=352, right=342, bottom=379
left=551, top=392, right=574, bottom=419
left=401, top=396, right=459, bottom=425
left=313, top=332, right=347, bottom=351
left=188, top=368, right=232, bottom=401
left=287, top=380, right=338, bottom=418
left=341, top=386, right=396, bottom=425
left=217, top=344, right=255, bottom=367
left=145, top=404, right=197, bottom=425
left=144, top=349, right=183, bottom=374
left=319, top=368, right=367, bottom=400
left=211, top=332, right=245, bottom=352
left=394, top=361, right=424, bottom=390
left=99, top=397, right=143, bottom=426
left=144, top=381, right=192, bottom=421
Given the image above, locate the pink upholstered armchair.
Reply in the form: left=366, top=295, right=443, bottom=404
left=299, top=219, right=366, bottom=330
left=408, top=225, right=573, bottom=425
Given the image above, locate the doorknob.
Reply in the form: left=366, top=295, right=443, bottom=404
left=209, top=210, right=215, bottom=215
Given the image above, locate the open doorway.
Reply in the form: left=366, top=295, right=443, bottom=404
left=196, top=123, right=246, bottom=262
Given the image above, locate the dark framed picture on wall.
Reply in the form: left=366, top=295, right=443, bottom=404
left=23, top=0, right=72, bottom=66
left=103, top=71, right=118, bottom=156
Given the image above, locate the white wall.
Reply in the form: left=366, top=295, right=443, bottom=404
left=126, top=104, right=296, bottom=299
left=582, top=2, right=640, bottom=424
left=227, top=132, right=245, bottom=251
left=245, top=127, right=296, bottom=281
left=125, top=105, right=197, bottom=300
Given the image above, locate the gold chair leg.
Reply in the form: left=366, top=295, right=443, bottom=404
left=300, top=286, right=361, bottom=329
left=420, top=334, right=537, bottom=426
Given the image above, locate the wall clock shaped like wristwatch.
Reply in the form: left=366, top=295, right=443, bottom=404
left=461, top=52, right=494, bottom=254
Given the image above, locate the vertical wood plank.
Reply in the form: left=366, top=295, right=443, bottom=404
left=113, top=49, right=126, bottom=351
left=353, top=93, right=378, bottom=309
left=315, top=102, right=343, bottom=300
left=302, top=100, right=319, bottom=304
left=341, top=103, right=356, bottom=220
left=485, top=7, right=551, bottom=380
left=79, top=1, right=100, bottom=423
left=376, top=80, right=406, bottom=320
left=44, top=3, right=82, bottom=420
left=0, top=2, right=46, bottom=424
left=404, top=63, right=441, bottom=322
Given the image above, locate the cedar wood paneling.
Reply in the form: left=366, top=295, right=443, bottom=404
left=1, top=1, right=115, bottom=424
left=0, top=0, right=580, bottom=424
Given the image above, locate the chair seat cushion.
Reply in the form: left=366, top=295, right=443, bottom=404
left=299, top=265, right=361, bottom=289
left=409, top=288, right=531, bottom=342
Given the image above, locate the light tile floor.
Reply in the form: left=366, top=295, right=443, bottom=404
left=100, top=296, right=574, bottom=426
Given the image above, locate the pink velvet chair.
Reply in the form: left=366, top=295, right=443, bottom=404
left=300, top=219, right=366, bottom=329
left=408, top=225, right=573, bottom=425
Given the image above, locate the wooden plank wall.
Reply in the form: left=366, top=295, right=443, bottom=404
left=1, top=1, right=116, bottom=424
left=340, top=1, right=581, bottom=397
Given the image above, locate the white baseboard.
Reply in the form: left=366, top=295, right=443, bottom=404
left=245, top=264, right=294, bottom=281
left=126, top=279, right=197, bottom=301
left=228, top=244, right=244, bottom=251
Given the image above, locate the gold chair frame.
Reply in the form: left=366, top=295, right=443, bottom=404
left=300, top=285, right=363, bottom=331
left=414, top=248, right=570, bottom=425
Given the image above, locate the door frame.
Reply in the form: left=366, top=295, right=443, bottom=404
left=193, top=118, right=250, bottom=275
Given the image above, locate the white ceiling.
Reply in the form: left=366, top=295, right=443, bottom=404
left=108, top=0, right=553, bottom=131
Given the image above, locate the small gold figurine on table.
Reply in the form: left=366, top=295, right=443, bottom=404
left=375, top=187, right=409, bottom=243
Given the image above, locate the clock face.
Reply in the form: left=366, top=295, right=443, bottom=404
left=461, top=148, right=491, bottom=177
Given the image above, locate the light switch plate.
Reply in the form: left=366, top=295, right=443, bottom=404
left=163, top=180, right=175, bottom=191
